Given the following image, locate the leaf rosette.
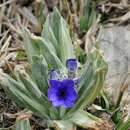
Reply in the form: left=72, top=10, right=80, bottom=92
left=0, top=8, right=108, bottom=130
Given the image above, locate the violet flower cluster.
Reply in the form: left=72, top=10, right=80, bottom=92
left=48, top=59, right=79, bottom=108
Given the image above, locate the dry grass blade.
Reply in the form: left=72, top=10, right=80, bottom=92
left=17, top=7, right=39, bottom=27
left=0, top=0, right=15, bottom=8
left=105, top=2, right=130, bottom=8
left=0, top=29, right=10, bottom=48
left=0, top=36, right=11, bottom=54
left=0, top=4, right=6, bottom=34
left=85, top=15, right=101, bottom=53
left=109, top=11, right=130, bottom=25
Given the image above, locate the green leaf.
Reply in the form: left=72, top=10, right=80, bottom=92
left=16, top=51, right=27, bottom=60
left=58, top=18, right=75, bottom=64
left=112, top=109, right=122, bottom=124
left=51, top=8, right=75, bottom=64
left=17, top=71, right=42, bottom=98
left=22, top=8, right=75, bottom=66
left=15, top=118, right=31, bottom=130
left=10, top=86, right=50, bottom=119
left=51, top=7, right=61, bottom=43
left=0, top=73, right=50, bottom=119
left=21, top=28, right=40, bottom=64
left=42, top=8, right=75, bottom=65
left=70, top=110, right=104, bottom=129
left=1, top=69, right=60, bottom=120
left=115, top=118, right=130, bottom=130
left=32, top=55, right=48, bottom=94
left=75, top=44, right=87, bottom=64
left=31, top=35, right=63, bottom=69
left=80, top=16, right=89, bottom=31
left=100, top=90, right=110, bottom=109
left=21, top=28, right=63, bottom=69
left=41, top=15, right=59, bottom=56
left=15, top=70, right=54, bottom=112
left=79, top=0, right=97, bottom=31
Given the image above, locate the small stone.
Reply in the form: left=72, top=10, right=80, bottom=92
left=99, top=26, right=130, bottom=104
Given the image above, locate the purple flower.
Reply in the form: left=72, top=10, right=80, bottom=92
left=48, top=79, right=78, bottom=108
left=49, top=69, right=60, bottom=80
left=66, top=59, right=77, bottom=72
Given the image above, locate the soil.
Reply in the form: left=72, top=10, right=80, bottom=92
left=0, top=88, right=18, bottom=128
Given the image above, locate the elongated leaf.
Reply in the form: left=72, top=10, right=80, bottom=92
left=80, top=0, right=97, bottom=31
left=1, top=80, right=27, bottom=108
left=1, top=69, right=60, bottom=120
left=22, top=28, right=63, bottom=69
left=18, top=72, right=59, bottom=119
left=51, top=7, right=61, bottom=44
left=0, top=73, right=50, bottom=119
left=70, top=110, right=104, bottom=129
left=41, top=16, right=57, bottom=54
left=15, top=68, right=49, bottom=103
left=18, top=72, right=42, bottom=98
left=16, top=118, right=31, bottom=130
left=31, top=35, right=63, bottom=69
left=115, top=118, right=130, bottom=130
left=77, top=49, right=107, bottom=107
left=10, top=85, right=50, bottom=119
left=59, top=18, right=75, bottom=64
left=41, top=15, right=59, bottom=56
left=21, top=28, right=40, bottom=64
left=32, top=55, right=48, bottom=94
left=22, top=8, right=75, bottom=66
left=51, top=8, right=75, bottom=64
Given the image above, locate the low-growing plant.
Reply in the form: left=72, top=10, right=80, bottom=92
left=79, top=0, right=98, bottom=32
left=0, top=8, right=109, bottom=130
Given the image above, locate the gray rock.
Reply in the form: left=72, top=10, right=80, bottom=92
left=99, top=26, right=130, bottom=104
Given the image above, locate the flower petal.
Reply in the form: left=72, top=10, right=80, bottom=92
left=62, top=79, right=74, bottom=88
left=66, top=59, right=77, bottom=72
left=52, top=100, right=64, bottom=107
left=49, top=80, right=61, bottom=88
left=62, top=79, right=78, bottom=101
left=66, top=87, right=78, bottom=101
left=64, top=100, right=75, bottom=108
left=48, top=87, right=58, bottom=101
